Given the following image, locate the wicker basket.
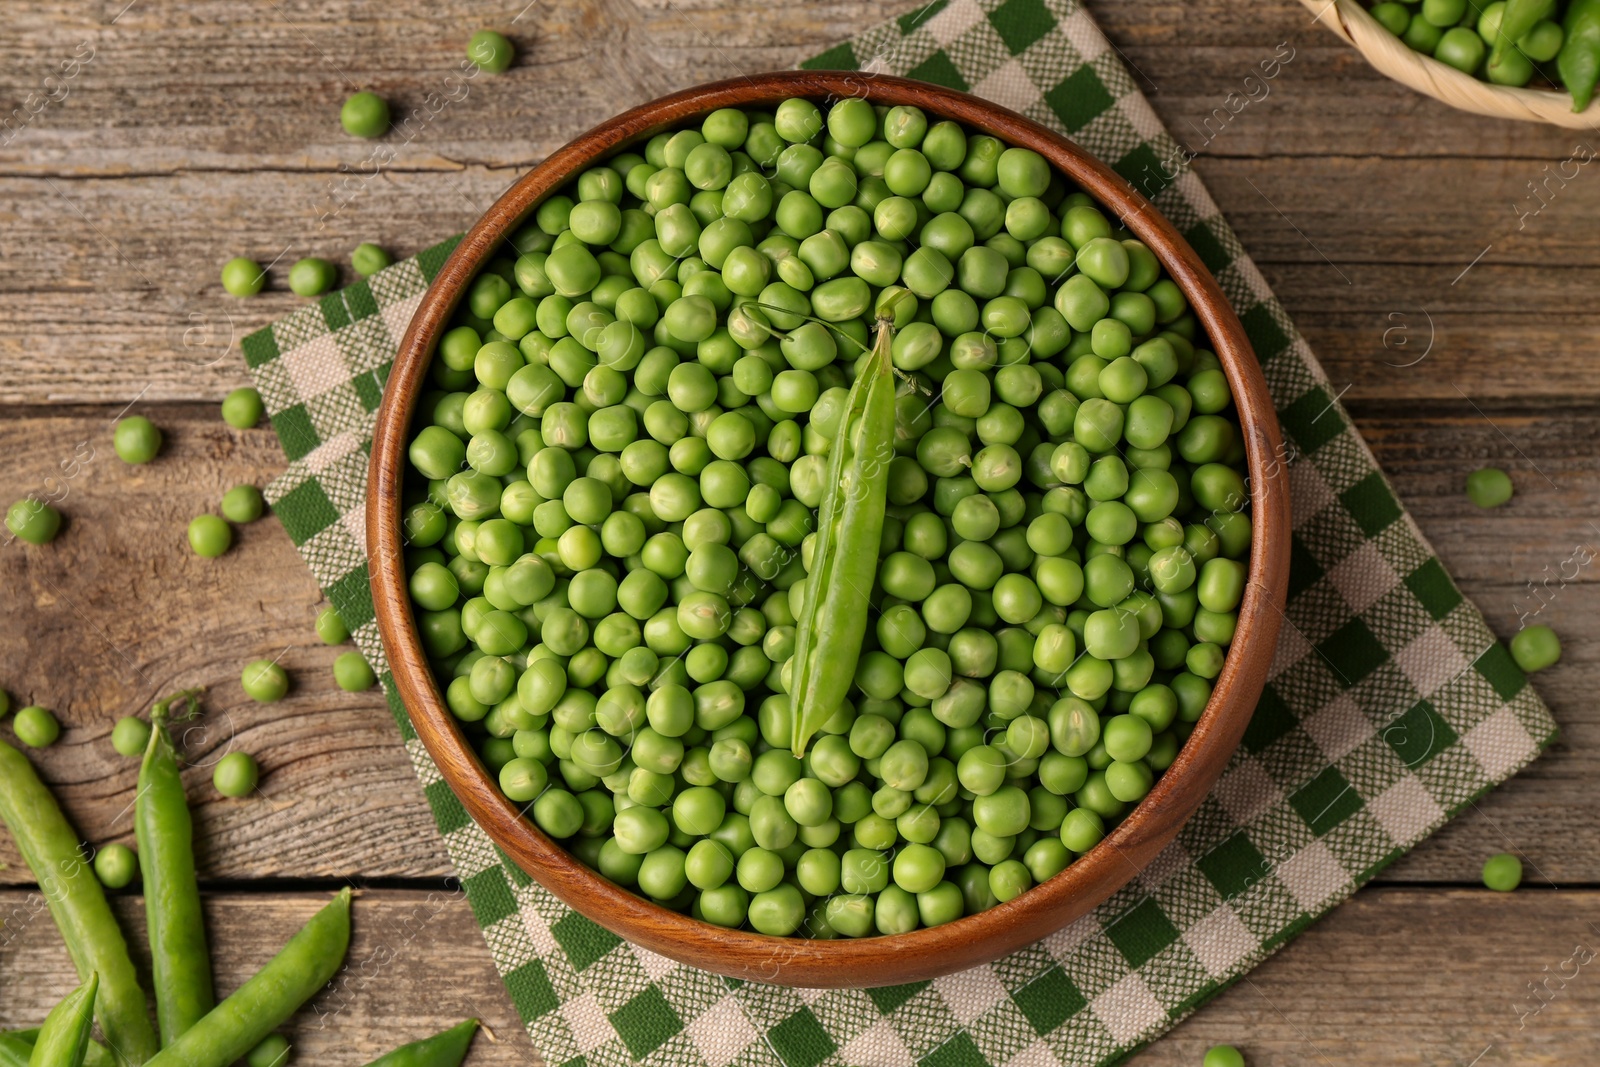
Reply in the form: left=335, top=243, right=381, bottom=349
left=1304, top=0, right=1596, bottom=126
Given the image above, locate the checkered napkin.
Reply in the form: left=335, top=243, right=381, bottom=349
left=239, top=0, right=1557, bottom=1063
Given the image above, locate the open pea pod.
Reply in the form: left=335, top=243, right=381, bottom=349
left=789, top=315, right=898, bottom=757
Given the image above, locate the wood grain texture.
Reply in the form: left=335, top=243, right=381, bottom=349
left=1, top=1, right=1599, bottom=403
left=0, top=0, right=1594, bottom=1054
left=0, top=409, right=453, bottom=883
left=3, top=887, right=1597, bottom=1066
left=0, top=889, right=535, bottom=1065
left=1124, top=888, right=1600, bottom=1066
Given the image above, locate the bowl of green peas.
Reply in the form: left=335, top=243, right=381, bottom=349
left=368, top=70, right=1290, bottom=986
left=1306, top=0, right=1600, bottom=126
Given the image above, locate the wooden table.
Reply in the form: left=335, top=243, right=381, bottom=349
left=2, top=1, right=1596, bottom=1062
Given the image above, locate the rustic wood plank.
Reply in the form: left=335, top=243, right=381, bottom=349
left=0, top=0, right=879, bottom=175
left=3, top=886, right=1596, bottom=1065
left=3, top=164, right=1598, bottom=404
left=1, top=0, right=1591, bottom=171
left=0, top=888, right=535, bottom=1065
left=0, top=408, right=454, bottom=883
left=1126, top=888, right=1600, bottom=1065
left=1354, top=404, right=1597, bottom=883
left=1, top=3, right=1598, bottom=404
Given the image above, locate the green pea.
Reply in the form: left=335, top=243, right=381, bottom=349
left=1466, top=467, right=1513, bottom=508
left=1509, top=624, right=1560, bottom=672
left=340, top=90, right=389, bottom=138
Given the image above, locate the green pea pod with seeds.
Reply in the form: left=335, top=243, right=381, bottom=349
left=0, top=1033, right=113, bottom=1067
left=1561, top=0, right=1600, bottom=111
left=0, top=741, right=159, bottom=1067
left=789, top=313, right=898, bottom=757
left=144, top=888, right=352, bottom=1067
left=137, top=690, right=215, bottom=1046
left=360, top=1020, right=479, bottom=1067
left=1491, top=0, right=1555, bottom=67
left=29, top=973, right=98, bottom=1067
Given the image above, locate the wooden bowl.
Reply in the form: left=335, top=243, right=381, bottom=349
left=369, top=69, right=1290, bottom=987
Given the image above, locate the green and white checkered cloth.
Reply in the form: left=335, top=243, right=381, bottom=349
left=239, top=0, right=1557, bottom=1063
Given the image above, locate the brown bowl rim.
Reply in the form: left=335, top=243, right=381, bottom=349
left=368, top=69, right=1290, bottom=987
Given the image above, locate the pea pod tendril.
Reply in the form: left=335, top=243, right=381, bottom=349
left=790, top=310, right=900, bottom=757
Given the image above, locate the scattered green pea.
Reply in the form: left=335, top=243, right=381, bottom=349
left=220, top=257, right=266, bottom=297
left=14, top=705, right=61, bottom=748
left=221, top=387, right=264, bottom=429
left=113, top=415, right=163, bottom=464
left=1509, top=623, right=1560, bottom=672
left=213, top=751, right=260, bottom=797
left=95, top=842, right=139, bottom=889
left=340, top=91, right=389, bottom=138
left=187, top=514, right=232, bottom=558
left=288, top=257, right=338, bottom=297
left=467, top=30, right=515, bottom=73
left=6, top=498, right=62, bottom=545
left=1465, top=467, right=1513, bottom=509
left=350, top=242, right=392, bottom=276
left=111, top=716, right=152, bottom=757
left=1482, top=851, right=1523, bottom=891
left=1202, top=1046, right=1246, bottom=1067
left=333, top=652, right=377, bottom=692
left=316, top=607, right=350, bottom=645
left=220, top=484, right=266, bottom=524
left=241, top=659, right=290, bottom=703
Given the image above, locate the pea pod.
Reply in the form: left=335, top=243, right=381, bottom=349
left=0, top=1034, right=112, bottom=1067
left=0, top=1033, right=37, bottom=1067
left=136, top=690, right=215, bottom=1046
left=0, top=740, right=159, bottom=1067
left=1561, top=0, right=1600, bottom=111
left=360, top=1020, right=479, bottom=1067
left=1491, top=0, right=1555, bottom=66
left=30, top=973, right=98, bottom=1067
left=143, top=889, right=351, bottom=1067
left=789, top=314, right=897, bottom=757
